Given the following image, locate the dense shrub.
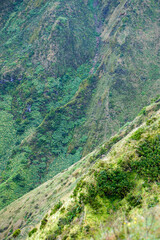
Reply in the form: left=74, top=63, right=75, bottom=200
left=148, top=196, right=159, bottom=208
left=146, top=117, right=156, bottom=126
left=84, top=225, right=90, bottom=233
left=138, top=107, right=146, bottom=116
left=40, top=215, right=48, bottom=229
left=48, top=204, right=82, bottom=240
left=28, top=228, right=37, bottom=237
left=58, top=204, right=82, bottom=227
left=66, top=204, right=82, bottom=222
left=132, top=135, right=160, bottom=182
left=13, top=229, right=21, bottom=238
left=130, top=128, right=144, bottom=140
left=73, top=180, right=86, bottom=197
left=96, top=169, right=133, bottom=199
left=50, top=201, right=63, bottom=216
left=81, top=183, right=101, bottom=209
left=126, top=193, right=142, bottom=207
left=89, top=155, right=96, bottom=163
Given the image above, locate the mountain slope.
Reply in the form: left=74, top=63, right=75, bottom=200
left=0, top=0, right=98, bottom=209
left=0, top=100, right=160, bottom=239
left=27, top=100, right=160, bottom=240
left=0, top=0, right=160, bottom=210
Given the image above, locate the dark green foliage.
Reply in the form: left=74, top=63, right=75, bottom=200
left=126, top=193, right=142, bottom=208
left=50, top=201, right=63, bottom=216
left=66, top=204, right=82, bottom=222
left=121, top=134, right=160, bottom=184
left=82, top=183, right=101, bottom=209
left=47, top=204, right=83, bottom=239
left=151, top=95, right=160, bottom=103
left=40, top=215, right=48, bottom=230
left=146, top=117, right=157, bottom=126
left=12, top=229, right=21, bottom=238
left=110, top=136, right=121, bottom=144
left=0, top=0, right=98, bottom=210
left=96, top=146, right=107, bottom=158
left=84, top=225, right=90, bottom=233
left=132, top=135, right=160, bottom=182
left=130, top=128, right=144, bottom=140
left=28, top=228, right=37, bottom=237
left=138, top=107, right=146, bottom=116
left=89, top=156, right=96, bottom=163
left=60, top=207, right=65, bottom=213
left=148, top=196, right=159, bottom=208
left=57, top=217, right=68, bottom=227
left=73, top=132, right=160, bottom=213
left=62, top=236, right=68, bottom=240
left=70, top=232, right=78, bottom=239
left=73, top=180, right=86, bottom=197
left=96, top=169, right=133, bottom=199
left=58, top=204, right=82, bottom=227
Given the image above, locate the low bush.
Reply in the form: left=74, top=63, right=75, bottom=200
left=96, top=169, right=133, bottom=199
left=84, top=225, right=90, bottom=233
left=146, top=117, right=156, bottom=126
left=58, top=204, right=83, bottom=228
left=50, top=201, right=63, bottom=215
left=148, top=196, right=159, bottom=208
left=130, top=128, right=144, bottom=140
left=138, top=107, right=146, bottom=116
left=70, top=232, right=78, bottom=239
left=73, top=180, right=86, bottom=197
left=78, top=187, right=101, bottom=209
left=60, top=207, right=65, bottom=213
left=67, top=204, right=82, bottom=222
left=13, top=229, right=21, bottom=238
left=133, top=135, right=160, bottom=182
left=40, top=215, right=48, bottom=229
left=126, top=193, right=142, bottom=207
left=28, top=228, right=37, bottom=237
left=89, top=156, right=96, bottom=163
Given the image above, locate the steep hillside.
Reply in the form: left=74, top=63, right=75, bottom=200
left=23, top=101, right=160, bottom=240
left=0, top=0, right=160, bottom=210
left=0, top=100, right=160, bottom=239
left=0, top=0, right=99, bottom=209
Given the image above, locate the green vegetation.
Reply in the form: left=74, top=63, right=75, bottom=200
left=133, top=135, right=160, bottom=182
left=12, top=229, right=21, bottom=238
left=50, top=201, right=63, bottom=215
left=130, top=127, right=144, bottom=140
left=0, top=101, right=160, bottom=240
left=40, top=215, right=48, bottom=229
left=25, top=101, right=160, bottom=240
left=28, top=228, right=37, bottom=237
left=0, top=0, right=98, bottom=209
left=0, top=0, right=160, bottom=227
left=46, top=204, right=83, bottom=239
left=96, top=168, right=133, bottom=199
